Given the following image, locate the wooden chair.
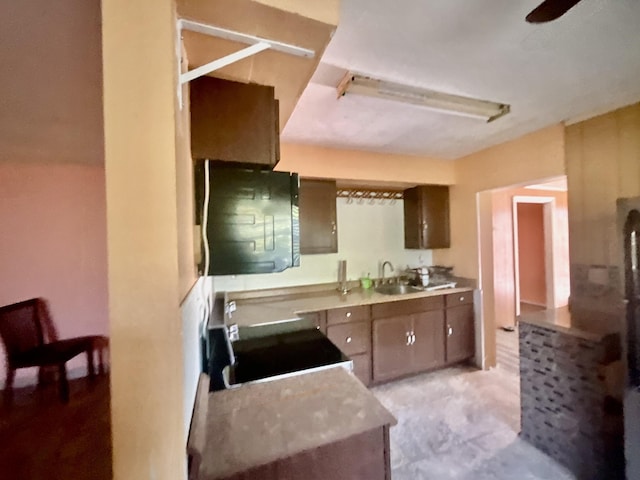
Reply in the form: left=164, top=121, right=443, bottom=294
left=0, top=298, right=108, bottom=402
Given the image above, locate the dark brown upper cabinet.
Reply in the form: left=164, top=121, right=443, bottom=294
left=403, top=185, right=450, bottom=249
left=299, top=179, right=338, bottom=254
left=190, top=76, right=279, bottom=168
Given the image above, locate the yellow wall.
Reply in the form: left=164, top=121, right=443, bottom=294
left=439, top=124, right=566, bottom=367
left=565, top=102, right=640, bottom=322
left=254, top=0, right=340, bottom=26
left=177, top=44, right=198, bottom=299
left=278, top=143, right=456, bottom=185
left=102, top=1, right=187, bottom=478
left=566, top=102, right=640, bottom=268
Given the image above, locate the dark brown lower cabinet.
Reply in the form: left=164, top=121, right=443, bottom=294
left=326, top=320, right=372, bottom=386
left=222, top=426, right=392, bottom=480
left=445, top=304, right=475, bottom=363
left=372, top=315, right=413, bottom=382
left=372, top=311, right=445, bottom=383
left=411, top=311, right=446, bottom=372
left=350, top=353, right=372, bottom=386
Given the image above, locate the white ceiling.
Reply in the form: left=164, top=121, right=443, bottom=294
left=282, top=0, right=640, bottom=159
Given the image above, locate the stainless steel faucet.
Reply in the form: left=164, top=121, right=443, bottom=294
left=382, top=261, right=394, bottom=284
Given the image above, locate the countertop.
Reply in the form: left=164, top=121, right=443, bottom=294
left=191, top=367, right=397, bottom=479
left=518, top=306, right=620, bottom=342
left=228, top=285, right=475, bottom=327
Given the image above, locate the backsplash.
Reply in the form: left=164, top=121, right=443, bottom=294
left=569, top=263, right=624, bottom=326
left=214, top=197, right=433, bottom=292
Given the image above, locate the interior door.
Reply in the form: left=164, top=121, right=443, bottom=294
left=372, top=316, right=412, bottom=382
left=410, top=310, right=445, bottom=372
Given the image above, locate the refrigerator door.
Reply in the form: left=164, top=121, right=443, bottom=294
left=620, top=198, right=640, bottom=386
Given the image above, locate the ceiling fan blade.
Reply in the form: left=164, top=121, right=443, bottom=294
left=526, top=0, right=583, bottom=23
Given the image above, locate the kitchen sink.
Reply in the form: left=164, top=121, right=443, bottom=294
left=375, top=284, right=423, bottom=295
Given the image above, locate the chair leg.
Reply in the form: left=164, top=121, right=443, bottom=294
left=86, top=348, right=96, bottom=379
left=3, top=369, right=15, bottom=404
left=37, top=366, right=47, bottom=389
left=58, top=364, right=69, bottom=403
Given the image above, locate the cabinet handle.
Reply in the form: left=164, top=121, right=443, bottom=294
left=331, top=221, right=337, bottom=235
left=411, top=333, right=416, bottom=345
left=346, top=312, right=351, bottom=318
left=346, top=336, right=352, bottom=344
left=459, top=296, right=465, bottom=302
left=447, top=325, right=453, bottom=336
left=406, top=332, right=412, bottom=346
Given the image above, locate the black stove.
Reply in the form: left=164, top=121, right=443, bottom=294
left=224, top=328, right=351, bottom=387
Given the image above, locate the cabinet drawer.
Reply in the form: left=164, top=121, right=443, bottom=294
left=445, top=291, right=473, bottom=308
left=327, top=321, right=371, bottom=356
left=350, top=353, right=371, bottom=386
left=299, top=311, right=326, bottom=333
left=326, top=305, right=370, bottom=325
left=371, top=295, right=444, bottom=319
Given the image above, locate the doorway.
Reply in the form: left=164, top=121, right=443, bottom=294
left=512, top=196, right=556, bottom=317
left=477, top=177, right=570, bottom=373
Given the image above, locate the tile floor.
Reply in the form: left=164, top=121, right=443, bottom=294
left=372, top=365, right=576, bottom=480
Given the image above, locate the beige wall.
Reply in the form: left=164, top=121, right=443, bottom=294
left=566, top=103, right=640, bottom=267
left=440, top=125, right=566, bottom=367
left=215, top=197, right=433, bottom=291
left=566, top=102, right=640, bottom=320
left=102, top=1, right=187, bottom=478
left=278, top=143, right=456, bottom=185
left=177, top=45, right=198, bottom=299
left=254, top=0, right=340, bottom=25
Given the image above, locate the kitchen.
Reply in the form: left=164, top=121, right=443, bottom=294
left=2, top=0, right=640, bottom=479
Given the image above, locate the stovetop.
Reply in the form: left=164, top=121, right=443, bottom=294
left=224, top=328, right=351, bottom=387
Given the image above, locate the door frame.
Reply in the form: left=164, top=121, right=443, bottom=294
left=512, top=195, right=556, bottom=316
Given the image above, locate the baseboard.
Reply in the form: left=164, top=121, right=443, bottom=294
left=3, top=365, right=98, bottom=390
left=520, top=300, right=546, bottom=308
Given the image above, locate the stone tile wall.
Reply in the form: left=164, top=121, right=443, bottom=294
left=519, top=323, right=624, bottom=479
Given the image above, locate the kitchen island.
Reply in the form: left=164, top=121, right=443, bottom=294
left=188, top=368, right=397, bottom=480
left=518, top=307, right=624, bottom=479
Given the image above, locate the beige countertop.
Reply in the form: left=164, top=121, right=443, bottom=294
left=518, top=306, right=620, bottom=342
left=229, top=285, right=475, bottom=327
left=192, top=367, right=397, bottom=479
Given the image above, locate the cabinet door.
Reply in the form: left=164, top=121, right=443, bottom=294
left=372, top=316, right=413, bottom=382
left=299, top=179, right=338, bottom=254
left=446, top=305, right=475, bottom=364
left=190, top=76, right=278, bottom=167
left=410, top=310, right=445, bottom=372
left=404, top=185, right=450, bottom=249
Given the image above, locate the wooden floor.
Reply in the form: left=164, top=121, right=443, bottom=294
left=0, top=375, right=112, bottom=480
left=496, top=303, right=545, bottom=376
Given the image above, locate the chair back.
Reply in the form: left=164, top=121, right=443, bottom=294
left=0, top=298, right=48, bottom=364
